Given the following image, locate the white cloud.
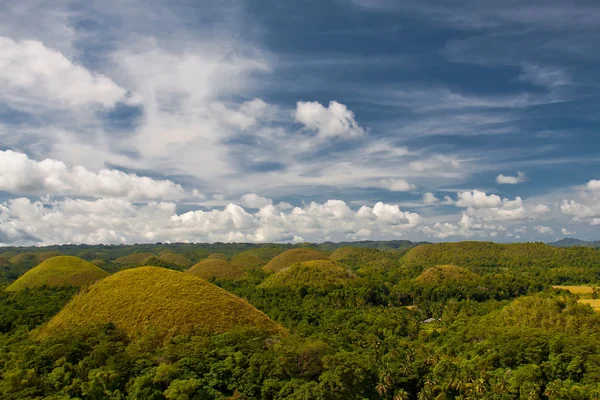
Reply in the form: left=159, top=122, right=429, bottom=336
left=561, top=228, right=575, bottom=235
left=423, top=192, right=439, bottom=205
left=295, top=101, right=365, bottom=139
left=239, top=193, right=273, bottom=209
left=518, top=64, right=570, bottom=88
left=456, top=190, right=502, bottom=208
left=496, top=171, right=527, bottom=184
left=0, top=197, right=422, bottom=245
left=0, top=37, right=128, bottom=109
left=534, top=225, right=554, bottom=234
left=380, top=178, right=416, bottom=192
left=560, top=180, right=600, bottom=224
left=0, top=150, right=184, bottom=201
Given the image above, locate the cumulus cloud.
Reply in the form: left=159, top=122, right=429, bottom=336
left=560, top=179, right=600, bottom=224
left=534, top=225, right=554, bottom=234
left=295, top=101, right=365, bottom=139
left=0, top=197, right=422, bottom=245
left=561, top=228, right=575, bottom=235
left=380, top=178, right=416, bottom=192
left=0, top=37, right=128, bottom=109
left=496, top=171, right=527, bottom=184
left=0, top=150, right=184, bottom=201
left=456, top=190, right=502, bottom=208
left=239, top=193, right=273, bottom=209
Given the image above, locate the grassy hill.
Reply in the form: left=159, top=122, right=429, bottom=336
left=6, top=256, right=109, bottom=291
left=263, top=248, right=329, bottom=273
left=415, top=265, right=479, bottom=286
left=230, top=252, right=265, bottom=269
left=187, top=259, right=248, bottom=280
left=114, top=252, right=155, bottom=264
left=259, top=260, right=356, bottom=289
left=158, top=250, right=192, bottom=267
left=401, top=241, right=600, bottom=275
left=329, top=247, right=398, bottom=275
left=39, top=267, right=284, bottom=340
left=207, top=253, right=229, bottom=260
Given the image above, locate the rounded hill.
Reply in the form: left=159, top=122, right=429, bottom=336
left=6, top=256, right=110, bottom=291
left=401, top=241, right=600, bottom=274
left=187, top=259, right=248, bottom=280
left=329, top=247, right=397, bottom=274
left=114, top=252, right=155, bottom=264
left=207, top=253, right=229, bottom=260
left=262, top=248, right=328, bottom=273
left=259, top=260, right=356, bottom=289
left=158, top=251, right=192, bottom=267
left=39, top=267, right=284, bottom=339
left=415, top=265, right=479, bottom=286
left=230, top=251, right=266, bottom=269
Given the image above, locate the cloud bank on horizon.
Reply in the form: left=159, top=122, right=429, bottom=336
left=1, top=0, right=599, bottom=245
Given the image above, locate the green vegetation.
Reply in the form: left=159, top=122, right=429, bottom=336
left=114, top=252, right=155, bottom=264
left=263, top=248, right=328, bottom=273
left=206, top=252, right=229, bottom=260
left=415, top=264, right=479, bottom=285
left=2, top=241, right=600, bottom=399
left=259, top=260, right=357, bottom=289
left=6, top=256, right=109, bottom=291
left=40, top=267, right=284, bottom=340
left=187, top=259, right=248, bottom=280
left=158, top=250, right=193, bottom=267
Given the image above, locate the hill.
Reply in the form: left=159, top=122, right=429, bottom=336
left=187, top=259, right=248, bottom=280
left=230, top=252, right=265, bottom=269
left=401, top=241, right=600, bottom=274
left=263, top=248, right=329, bottom=273
left=415, top=265, right=479, bottom=286
left=259, top=260, right=356, bottom=289
left=158, top=250, right=192, bottom=267
left=39, top=267, right=284, bottom=339
left=114, top=252, right=155, bottom=264
left=6, top=256, right=109, bottom=291
left=207, top=253, right=229, bottom=260
left=548, top=238, right=600, bottom=248
left=329, top=247, right=398, bottom=274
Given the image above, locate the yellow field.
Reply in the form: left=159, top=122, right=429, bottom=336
left=552, top=285, right=595, bottom=294
left=578, top=299, right=600, bottom=310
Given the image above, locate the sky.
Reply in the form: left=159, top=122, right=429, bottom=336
left=0, top=0, right=599, bottom=246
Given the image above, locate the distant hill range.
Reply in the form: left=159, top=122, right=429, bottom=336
left=548, top=238, right=600, bottom=248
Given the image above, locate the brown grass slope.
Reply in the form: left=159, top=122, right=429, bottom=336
left=114, top=252, right=155, bottom=264
left=415, top=265, right=479, bottom=286
left=39, top=267, right=284, bottom=339
left=207, top=253, right=229, bottom=260
left=187, top=259, right=248, bottom=280
left=230, top=252, right=266, bottom=269
left=6, top=256, right=109, bottom=291
left=262, top=248, right=328, bottom=273
left=259, top=260, right=356, bottom=289
left=158, top=251, right=192, bottom=267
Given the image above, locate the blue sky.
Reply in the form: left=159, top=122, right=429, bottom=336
left=0, top=0, right=599, bottom=245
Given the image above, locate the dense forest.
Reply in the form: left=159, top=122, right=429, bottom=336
left=2, top=241, right=600, bottom=399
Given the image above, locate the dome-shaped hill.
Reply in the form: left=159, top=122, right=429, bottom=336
left=114, top=252, right=155, bottom=264
left=415, top=265, right=479, bottom=286
left=207, top=253, right=229, bottom=260
left=259, top=260, right=356, bottom=289
left=6, top=256, right=110, bottom=291
left=91, top=259, right=106, bottom=267
left=187, top=259, right=247, bottom=280
left=39, top=267, right=284, bottom=340
left=402, top=241, right=600, bottom=274
left=230, top=252, right=265, bottom=269
left=158, top=251, right=192, bottom=267
left=329, top=247, right=397, bottom=273
left=263, top=248, right=328, bottom=273
left=329, top=247, right=355, bottom=261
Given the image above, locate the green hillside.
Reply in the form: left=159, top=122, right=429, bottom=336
left=415, top=264, right=479, bottom=286
left=263, top=248, right=328, bottom=273
left=259, top=260, right=356, bottom=289
left=207, top=253, right=229, bottom=260
left=6, top=256, right=109, bottom=291
left=39, top=267, right=284, bottom=340
left=158, top=250, right=193, bottom=267
left=114, top=252, right=155, bottom=264
left=402, top=241, right=600, bottom=274
left=187, top=259, right=248, bottom=280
